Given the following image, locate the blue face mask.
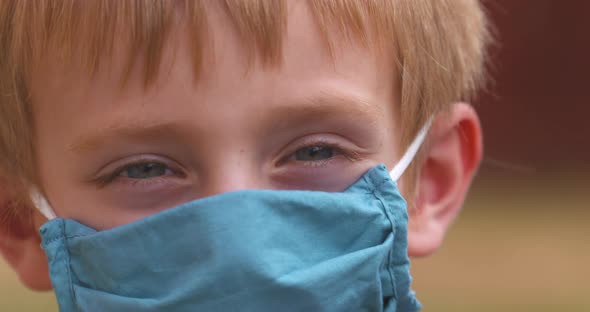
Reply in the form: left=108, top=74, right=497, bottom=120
left=33, top=122, right=432, bottom=312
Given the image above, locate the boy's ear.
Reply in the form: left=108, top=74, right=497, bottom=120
left=0, top=183, right=52, bottom=291
left=407, top=102, right=483, bottom=257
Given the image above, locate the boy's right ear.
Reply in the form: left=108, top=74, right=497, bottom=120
left=0, top=181, right=52, bottom=291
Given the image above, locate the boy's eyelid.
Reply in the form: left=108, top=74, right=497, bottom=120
left=276, top=134, right=364, bottom=164
left=91, top=155, right=185, bottom=184
left=116, top=162, right=176, bottom=178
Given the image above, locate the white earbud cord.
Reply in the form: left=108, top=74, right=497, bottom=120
left=389, top=118, right=433, bottom=182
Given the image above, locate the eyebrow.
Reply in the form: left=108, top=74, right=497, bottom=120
left=266, top=91, right=383, bottom=132
left=68, top=121, right=192, bottom=153
left=302, top=92, right=380, bottom=116
left=68, top=91, right=383, bottom=153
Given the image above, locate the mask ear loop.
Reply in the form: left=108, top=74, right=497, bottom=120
left=389, top=118, right=433, bottom=182
left=30, top=188, right=57, bottom=220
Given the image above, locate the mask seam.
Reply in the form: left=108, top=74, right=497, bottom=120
left=367, top=182, right=398, bottom=301
left=58, top=221, right=80, bottom=312
left=372, top=177, right=394, bottom=191
left=44, top=233, right=92, bottom=245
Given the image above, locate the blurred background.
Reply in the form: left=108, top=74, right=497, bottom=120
left=414, top=0, right=590, bottom=311
left=1, top=0, right=589, bottom=311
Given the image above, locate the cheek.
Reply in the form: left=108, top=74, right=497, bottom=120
left=381, top=140, right=400, bottom=171
left=374, top=121, right=401, bottom=172
left=35, top=149, right=69, bottom=217
left=271, top=161, right=377, bottom=192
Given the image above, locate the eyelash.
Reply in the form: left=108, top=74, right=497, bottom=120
left=93, top=157, right=181, bottom=188
left=279, top=140, right=361, bottom=167
left=94, top=140, right=361, bottom=187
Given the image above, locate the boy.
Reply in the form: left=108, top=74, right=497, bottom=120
left=0, top=1, right=489, bottom=311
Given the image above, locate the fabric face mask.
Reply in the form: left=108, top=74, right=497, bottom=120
left=32, top=121, right=432, bottom=312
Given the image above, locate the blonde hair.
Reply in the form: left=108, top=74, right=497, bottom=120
left=0, top=0, right=490, bottom=229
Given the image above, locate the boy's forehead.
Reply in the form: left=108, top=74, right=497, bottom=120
left=31, top=1, right=396, bottom=108
left=33, top=3, right=390, bottom=76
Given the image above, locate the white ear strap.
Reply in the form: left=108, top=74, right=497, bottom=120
left=30, top=188, right=57, bottom=220
left=389, top=118, right=433, bottom=182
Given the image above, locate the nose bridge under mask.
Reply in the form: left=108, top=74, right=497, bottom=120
left=200, top=167, right=265, bottom=198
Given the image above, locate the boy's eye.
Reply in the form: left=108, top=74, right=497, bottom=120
left=119, top=162, right=172, bottom=179
left=294, top=145, right=335, bottom=161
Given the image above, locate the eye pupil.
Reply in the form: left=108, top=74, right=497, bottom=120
left=123, top=163, right=168, bottom=179
left=295, top=146, right=334, bottom=161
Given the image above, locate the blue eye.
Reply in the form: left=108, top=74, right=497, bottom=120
left=119, top=162, right=171, bottom=179
left=294, top=145, right=335, bottom=161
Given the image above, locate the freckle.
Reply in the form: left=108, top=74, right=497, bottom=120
left=240, top=149, right=245, bottom=153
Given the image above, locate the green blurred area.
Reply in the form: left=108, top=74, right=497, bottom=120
left=1, top=171, right=589, bottom=311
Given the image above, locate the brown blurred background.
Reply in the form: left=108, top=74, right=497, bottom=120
left=413, top=1, right=590, bottom=311
left=1, top=1, right=589, bottom=311
left=478, top=0, right=589, bottom=172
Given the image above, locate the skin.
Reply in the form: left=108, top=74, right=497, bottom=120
left=1, top=2, right=482, bottom=290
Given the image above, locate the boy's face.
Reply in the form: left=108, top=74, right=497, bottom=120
left=31, top=4, right=401, bottom=230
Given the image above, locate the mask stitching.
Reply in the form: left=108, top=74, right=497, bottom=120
left=366, top=177, right=399, bottom=302
left=48, top=220, right=80, bottom=312
left=61, top=222, right=80, bottom=312
left=44, top=232, right=94, bottom=244
left=373, top=179, right=417, bottom=310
